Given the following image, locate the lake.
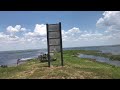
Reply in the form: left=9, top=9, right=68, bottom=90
left=65, top=45, right=120, bottom=67
left=0, top=49, right=47, bottom=66
left=79, top=54, right=120, bottom=67
left=0, top=45, right=120, bottom=66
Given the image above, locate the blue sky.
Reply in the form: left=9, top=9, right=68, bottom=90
left=0, top=11, right=103, bottom=32
left=0, top=11, right=120, bottom=51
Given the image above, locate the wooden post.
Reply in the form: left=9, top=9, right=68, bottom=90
left=59, top=22, right=64, bottom=66
left=46, top=24, right=50, bottom=67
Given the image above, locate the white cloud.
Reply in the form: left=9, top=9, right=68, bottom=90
left=62, top=27, right=104, bottom=43
left=24, top=24, right=46, bottom=38
left=0, top=32, right=9, bottom=41
left=21, top=28, right=26, bottom=31
left=0, top=32, right=20, bottom=44
left=34, top=24, right=46, bottom=36
left=62, top=27, right=81, bottom=42
left=24, top=32, right=38, bottom=37
left=66, top=27, right=81, bottom=34
left=95, top=11, right=120, bottom=46
left=7, top=26, right=19, bottom=33
left=23, top=24, right=47, bottom=47
left=6, top=25, right=26, bottom=35
left=1, top=18, right=120, bottom=51
left=96, top=11, right=120, bottom=32
left=15, top=25, right=21, bottom=30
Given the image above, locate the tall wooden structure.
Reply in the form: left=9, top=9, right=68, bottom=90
left=46, top=22, right=63, bottom=67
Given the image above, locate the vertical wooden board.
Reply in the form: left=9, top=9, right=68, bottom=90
left=49, top=38, right=60, bottom=45
left=49, top=45, right=61, bottom=52
left=48, top=24, right=59, bottom=31
left=47, top=22, right=63, bottom=67
left=50, top=52, right=54, bottom=56
left=49, top=31, right=60, bottom=38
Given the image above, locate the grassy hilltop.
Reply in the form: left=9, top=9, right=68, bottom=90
left=0, top=50, right=120, bottom=79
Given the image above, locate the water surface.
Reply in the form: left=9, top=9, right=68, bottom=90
left=79, top=54, right=120, bottom=67
left=0, top=49, right=47, bottom=66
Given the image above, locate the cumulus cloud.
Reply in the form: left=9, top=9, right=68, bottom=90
left=6, top=25, right=26, bottom=35
left=21, top=28, right=26, bottom=32
left=95, top=11, right=120, bottom=46
left=24, top=24, right=46, bottom=38
left=0, top=32, right=20, bottom=44
left=62, top=27, right=82, bottom=41
left=0, top=24, right=47, bottom=44
left=62, top=27, right=104, bottom=42
left=0, top=32, right=9, bottom=41
left=1, top=16, right=120, bottom=51
left=96, top=11, right=120, bottom=32
left=7, top=26, right=19, bottom=33
left=34, top=24, right=46, bottom=36
left=24, top=32, right=38, bottom=37
left=97, top=11, right=120, bottom=41
left=23, top=24, right=47, bottom=47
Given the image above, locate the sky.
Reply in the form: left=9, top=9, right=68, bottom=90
left=0, top=11, right=120, bottom=51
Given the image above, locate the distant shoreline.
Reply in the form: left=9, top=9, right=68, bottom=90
left=0, top=44, right=120, bottom=52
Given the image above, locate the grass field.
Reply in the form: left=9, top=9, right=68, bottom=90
left=0, top=50, right=120, bottom=79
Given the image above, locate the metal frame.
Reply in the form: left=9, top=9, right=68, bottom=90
left=46, top=22, right=63, bottom=67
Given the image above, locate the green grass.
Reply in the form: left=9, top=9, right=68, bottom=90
left=0, top=50, right=120, bottom=79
